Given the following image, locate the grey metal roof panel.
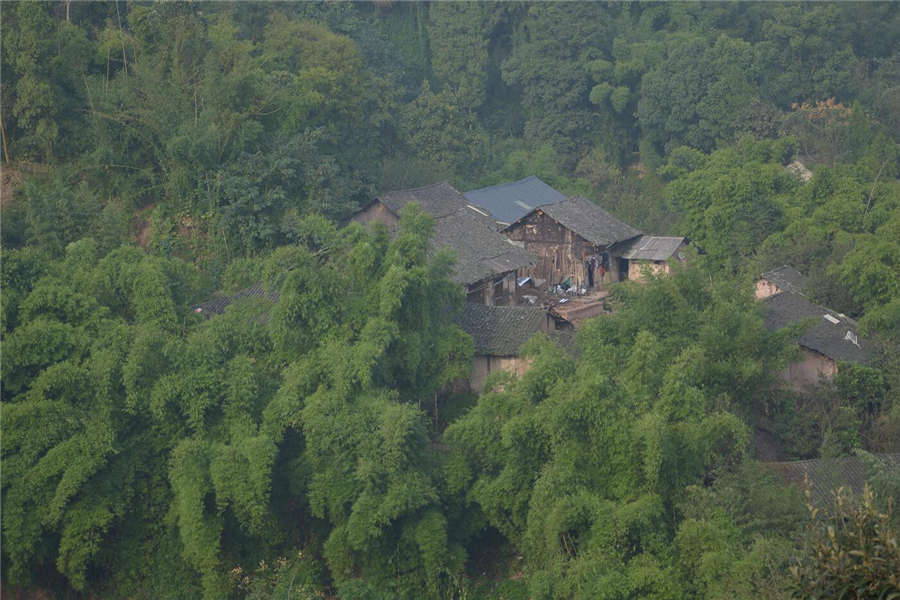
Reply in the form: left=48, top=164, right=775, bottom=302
left=616, top=236, right=686, bottom=261
left=763, top=291, right=871, bottom=364
left=532, top=197, right=642, bottom=246
left=464, top=176, right=566, bottom=225
left=761, top=265, right=808, bottom=295
left=455, top=303, right=548, bottom=356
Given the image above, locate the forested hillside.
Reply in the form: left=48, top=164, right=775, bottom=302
left=2, top=2, right=899, bottom=598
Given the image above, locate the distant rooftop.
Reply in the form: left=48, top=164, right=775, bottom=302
left=378, top=182, right=488, bottom=222
left=761, top=265, right=808, bottom=295
left=194, top=284, right=277, bottom=316
left=763, top=290, right=870, bottom=364
left=464, top=176, right=566, bottom=226
left=455, top=303, right=549, bottom=356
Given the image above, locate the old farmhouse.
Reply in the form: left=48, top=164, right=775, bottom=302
left=502, top=197, right=641, bottom=289
left=353, top=182, right=536, bottom=305
left=203, top=183, right=690, bottom=391
left=502, top=196, right=686, bottom=290
left=759, top=267, right=871, bottom=390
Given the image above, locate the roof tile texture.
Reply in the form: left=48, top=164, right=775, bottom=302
left=377, top=183, right=535, bottom=285
left=763, top=290, right=870, bottom=364
left=524, top=196, right=642, bottom=246
left=455, top=303, right=548, bottom=356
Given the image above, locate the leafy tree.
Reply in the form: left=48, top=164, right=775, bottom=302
left=664, top=140, right=797, bottom=267
left=638, top=34, right=759, bottom=157
left=501, top=3, right=616, bottom=162
left=445, top=262, right=795, bottom=598
left=398, top=81, right=484, bottom=184
left=428, top=3, right=496, bottom=112
left=790, top=485, right=900, bottom=599
left=1, top=240, right=207, bottom=595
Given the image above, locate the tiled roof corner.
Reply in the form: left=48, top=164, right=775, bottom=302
left=524, top=197, right=642, bottom=246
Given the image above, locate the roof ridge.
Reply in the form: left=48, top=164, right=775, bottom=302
left=466, top=175, right=542, bottom=193
left=769, top=289, right=838, bottom=311
left=766, top=453, right=900, bottom=467
left=467, top=303, right=546, bottom=312
left=377, top=180, right=458, bottom=196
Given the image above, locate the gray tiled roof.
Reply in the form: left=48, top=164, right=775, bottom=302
left=761, top=265, right=808, bottom=295
left=375, top=182, right=535, bottom=285
left=378, top=182, right=489, bottom=222
left=455, top=303, right=548, bottom=356
left=194, top=284, right=278, bottom=316
left=763, top=291, right=871, bottom=364
left=433, top=210, right=536, bottom=285
left=614, top=235, right=686, bottom=261
left=464, top=176, right=566, bottom=226
left=513, top=196, right=641, bottom=246
left=768, top=454, right=900, bottom=505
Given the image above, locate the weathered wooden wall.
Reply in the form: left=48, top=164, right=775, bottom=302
left=505, top=211, right=616, bottom=288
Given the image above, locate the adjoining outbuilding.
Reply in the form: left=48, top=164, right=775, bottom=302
left=353, top=182, right=536, bottom=306
left=613, top=235, right=689, bottom=281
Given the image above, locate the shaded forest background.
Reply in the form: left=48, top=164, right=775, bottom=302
left=2, top=2, right=899, bottom=599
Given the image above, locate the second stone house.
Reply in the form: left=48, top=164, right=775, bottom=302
left=454, top=303, right=573, bottom=392
left=758, top=266, right=871, bottom=390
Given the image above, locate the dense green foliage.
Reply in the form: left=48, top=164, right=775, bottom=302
left=3, top=1, right=899, bottom=598
left=2, top=210, right=474, bottom=598
left=444, top=267, right=802, bottom=599
left=791, top=483, right=900, bottom=599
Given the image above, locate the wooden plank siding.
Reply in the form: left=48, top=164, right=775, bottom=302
left=504, top=210, right=620, bottom=289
